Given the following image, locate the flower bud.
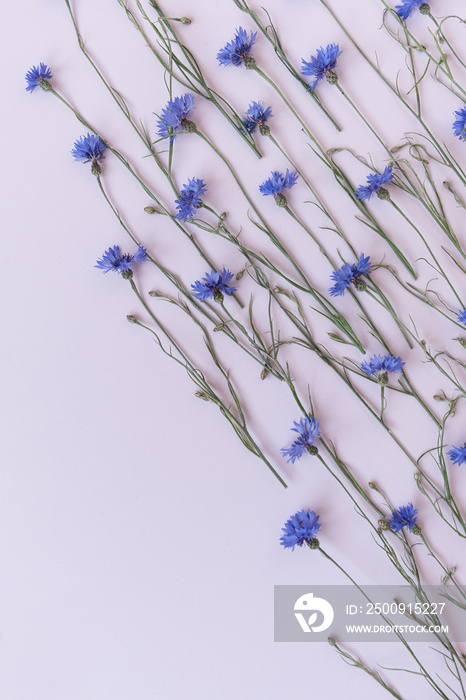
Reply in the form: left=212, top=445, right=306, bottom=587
left=260, top=368, right=269, bottom=380
left=184, top=120, right=197, bottom=133
left=328, top=637, right=336, bottom=647
left=220, top=212, right=227, bottom=220
left=236, top=269, right=246, bottom=280
left=180, top=17, right=191, bottom=24
left=378, top=519, right=390, bottom=531
left=195, top=390, right=210, bottom=401
left=213, top=323, right=225, bottom=332
left=144, top=206, right=157, bottom=214
left=148, top=290, right=160, bottom=297
left=326, top=70, right=338, bottom=85
left=244, top=56, right=257, bottom=70
left=274, top=193, right=287, bottom=207
left=369, top=482, right=376, bottom=489
left=126, top=315, right=138, bottom=324
left=377, top=188, right=390, bottom=201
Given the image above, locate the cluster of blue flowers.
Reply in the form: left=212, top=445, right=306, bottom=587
left=95, top=245, right=148, bottom=275
left=301, top=44, right=342, bottom=91
left=242, top=101, right=273, bottom=134
left=191, top=269, right=237, bottom=303
left=389, top=503, right=419, bottom=533
left=217, top=27, right=257, bottom=68
left=447, top=444, right=466, bottom=466
left=25, top=63, right=53, bottom=93
left=174, top=178, right=207, bottom=222
left=329, top=254, right=372, bottom=296
left=259, top=170, right=298, bottom=206
left=361, top=354, right=405, bottom=382
left=355, top=166, right=394, bottom=201
left=281, top=417, right=321, bottom=463
left=395, top=0, right=430, bottom=21
left=452, top=106, right=466, bottom=141
left=280, top=509, right=322, bottom=550
left=157, top=94, right=196, bottom=140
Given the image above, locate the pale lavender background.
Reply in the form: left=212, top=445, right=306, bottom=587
left=2, top=1, right=466, bottom=698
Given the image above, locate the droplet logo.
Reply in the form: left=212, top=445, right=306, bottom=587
left=294, top=592, right=334, bottom=633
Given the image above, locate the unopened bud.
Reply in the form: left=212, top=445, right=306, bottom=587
left=328, top=637, right=336, bottom=647
left=220, top=212, right=227, bottom=220
left=236, top=269, right=246, bottom=280
left=195, top=390, right=210, bottom=401
left=126, top=315, right=138, bottom=324
left=148, top=290, right=160, bottom=297
left=180, top=16, right=191, bottom=24
left=260, top=368, right=269, bottom=380
left=378, top=519, right=390, bottom=531
left=213, top=323, right=225, bottom=332
left=144, top=206, right=157, bottom=214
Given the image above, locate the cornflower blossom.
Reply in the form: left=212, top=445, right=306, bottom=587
left=95, top=245, right=147, bottom=277
left=447, top=444, right=466, bottom=466
left=280, top=417, right=321, bottom=463
left=174, top=178, right=207, bottom=222
left=452, top=106, right=466, bottom=142
left=457, top=308, right=466, bottom=324
left=389, top=504, right=419, bottom=533
left=259, top=170, right=298, bottom=207
left=191, top=269, right=237, bottom=303
left=395, top=0, right=430, bottom=21
left=217, top=27, right=257, bottom=69
left=156, top=94, right=196, bottom=140
left=71, top=133, right=107, bottom=176
left=355, top=166, right=394, bottom=201
left=280, top=509, right=321, bottom=550
left=361, top=354, right=405, bottom=385
left=329, top=254, right=372, bottom=296
left=25, top=63, right=53, bottom=93
left=301, top=44, right=342, bottom=91
left=242, top=101, right=273, bottom=134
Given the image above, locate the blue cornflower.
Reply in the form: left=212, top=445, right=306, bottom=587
left=95, top=245, right=147, bottom=277
left=191, top=268, right=237, bottom=303
left=301, top=44, right=342, bottom=91
left=25, top=63, right=53, bottom=93
left=329, top=254, right=372, bottom=296
left=259, top=169, right=298, bottom=207
left=174, top=178, right=207, bottom=222
left=281, top=417, right=321, bottom=464
left=452, top=106, right=466, bottom=142
left=217, top=27, right=257, bottom=69
left=156, top=94, right=196, bottom=140
left=361, top=354, right=405, bottom=385
left=458, top=308, right=466, bottom=323
left=395, top=0, right=429, bottom=21
left=355, top=166, right=394, bottom=201
left=242, top=101, right=273, bottom=134
left=389, top=504, right=419, bottom=533
left=71, top=133, right=107, bottom=175
left=447, top=444, right=466, bottom=466
left=280, top=509, right=322, bottom=550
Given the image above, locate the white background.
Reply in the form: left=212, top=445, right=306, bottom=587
left=3, top=0, right=466, bottom=698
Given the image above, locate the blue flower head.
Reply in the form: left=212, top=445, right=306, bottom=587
left=25, top=63, right=53, bottom=93
left=329, top=254, right=372, bottom=296
left=280, top=509, right=322, bottom=550
left=301, top=43, right=342, bottom=91
left=395, top=0, right=429, bottom=21
left=259, top=169, right=298, bottom=207
left=281, top=417, right=321, bottom=464
left=95, top=245, right=147, bottom=278
left=457, top=308, right=466, bottom=323
left=453, top=106, right=466, bottom=142
left=71, top=133, right=107, bottom=176
left=242, top=101, right=273, bottom=134
left=191, top=268, right=237, bottom=303
left=174, top=178, right=207, bottom=222
left=217, top=27, right=257, bottom=69
left=447, top=444, right=466, bottom=466
left=156, top=94, right=196, bottom=140
left=356, top=166, right=394, bottom=201
left=361, top=354, right=405, bottom=385
left=389, top=503, right=419, bottom=533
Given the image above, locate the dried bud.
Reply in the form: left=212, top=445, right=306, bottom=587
left=126, top=315, right=138, bottom=324
left=260, top=368, right=269, bottom=380
left=378, top=519, right=390, bottom=531
left=377, top=188, right=390, bottom=201
left=328, top=637, right=336, bottom=647
left=369, top=482, right=376, bottom=489
left=213, top=323, right=225, bottom=332
left=195, top=390, right=210, bottom=401
left=144, top=206, right=157, bottom=214
left=220, top=212, right=227, bottom=220
left=148, top=291, right=159, bottom=297
left=180, top=16, right=191, bottom=24
left=274, top=193, right=287, bottom=207
left=244, top=56, right=257, bottom=70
